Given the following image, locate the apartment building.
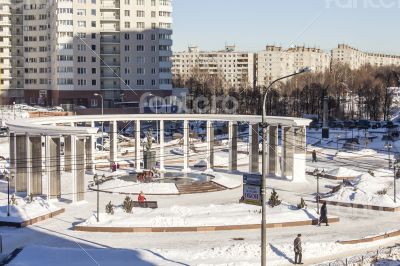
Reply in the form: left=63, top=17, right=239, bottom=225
left=0, top=0, right=173, bottom=107
left=332, top=44, right=400, bottom=70
left=172, top=45, right=255, bottom=89
left=257, top=45, right=331, bottom=86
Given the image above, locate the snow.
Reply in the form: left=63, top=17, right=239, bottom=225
left=326, top=167, right=362, bottom=178
left=79, top=203, right=332, bottom=228
left=326, top=170, right=400, bottom=208
left=0, top=197, right=61, bottom=223
left=336, top=149, right=378, bottom=158
left=8, top=245, right=180, bottom=266
left=211, top=172, right=242, bottom=189
left=97, top=178, right=179, bottom=195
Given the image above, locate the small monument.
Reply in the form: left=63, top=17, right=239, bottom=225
left=143, top=129, right=156, bottom=170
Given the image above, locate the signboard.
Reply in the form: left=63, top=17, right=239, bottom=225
left=243, top=173, right=262, bottom=186
left=243, top=184, right=261, bottom=205
left=243, top=174, right=262, bottom=205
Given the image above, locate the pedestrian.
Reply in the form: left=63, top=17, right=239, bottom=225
left=293, top=234, right=303, bottom=265
left=319, top=202, right=329, bottom=226
left=312, top=150, right=317, bottom=163
left=111, top=161, right=117, bottom=172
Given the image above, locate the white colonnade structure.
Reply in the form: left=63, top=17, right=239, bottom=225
left=6, top=114, right=311, bottom=203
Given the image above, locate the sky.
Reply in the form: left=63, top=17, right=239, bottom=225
left=172, top=0, right=400, bottom=54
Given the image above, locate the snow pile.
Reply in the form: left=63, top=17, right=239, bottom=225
left=336, top=149, right=378, bottom=158
left=194, top=159, right=208, bottom=168
left=98, top=178, right=179, bottom=195
left=212, top=172, right=242, bottom=189
left=0, top=197, right=61, bottom=223
left=326, top=170, right=400, bottom=207
left=80, top=203, right=327, bottom=228
left=170, top=147, right=184, bottom=155
left=327, top=167, right=362, bottom=178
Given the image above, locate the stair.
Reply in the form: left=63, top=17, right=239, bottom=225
left=176, top=181, right=226, bottom=194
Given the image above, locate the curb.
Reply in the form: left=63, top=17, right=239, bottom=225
left=74, top=217, right=340, bottom=233
left=321, top=200, right=400, bottom=212
left=0, top=208, right=65, bottom=228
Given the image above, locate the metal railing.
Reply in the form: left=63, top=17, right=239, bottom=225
left=316, top=245, right=400, bottom=266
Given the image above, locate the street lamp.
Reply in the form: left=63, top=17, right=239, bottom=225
left=385, top=142, right=393, bottom=170
left=94, top=93, right=104, bottom=151
left=13, top=102, right=16, bottom=120
left=93, top=174, right=101, bottom=222
left=261, top=67, right=311, bottom=266
left=394, top=159, right=400, bottom=203
left=4, top=170, right=14, bottom=217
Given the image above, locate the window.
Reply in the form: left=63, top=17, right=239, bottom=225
left=78, top=21, right=86, bottom=27
left=91, top=9, right=96, bottom=15
left=91, top=0, right=96, bottom=3
left=151, top=11, right=156, bottom=17
left=91, top=99, right=98, bottom=107
left=124, top=56, right=130, bottom=62
left=124, top=45, right=130, bottom=51
left=137, top=0, right=144, bottom=5
left=137, top=79, right=144, bottom=86
left=91, top=21, right=96, bottom=27
left=137, top=33, right=144, bottom=40
left=124, top=68, right=130, bottom=74
left=137, top=68, right=144, bottom=75
left=124, top=33, right=130, bottom=40
left=125, top=22, right=130, bottom=28
left=91, top=44, right=96, bottom=50
left=91, top=33, right=96, bottom=39
left=124, top=10, right=130, bottom=16
left=92, top=79, right=96, bottom=85
left=77, top=56, right=86, bottom=62
left=77, top=68, right=86, bottom=74
left=136, top=45, right=144, bottom=51
left=77, top=9, right=86, bottom=15
left=92, top=57, right=96, bottom=62
left=137, top=10, right=145, bottom=17
left=92, top=68, right=96, bottom=74
left=151, top=34, right=156, bottom=40
left=77, top=79, right=86, bottom=86
left=125, top=0, right=130, bottom=4
left=125, top=80, right=130, bottom=85
left=137, top=22, right=145, bottom=29
left=152, top=80, right=156, bottom=86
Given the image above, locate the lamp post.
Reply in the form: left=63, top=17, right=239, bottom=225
left=385, top=143, right=393, bottom=170
left=94, top=93, right=104, bottom=151
left=261, top=67, right=311, bottom=266
left=4, top=170, right=14, bottom=217
left=394, top=159, right=400, bottom=203
left=13, top=102, right=16, bottom=120
left=93, top=174, right=101, bottom=222
left=313, top=168, right=321, bottom=214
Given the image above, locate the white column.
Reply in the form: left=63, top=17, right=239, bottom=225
left=228, top=121, right=238, bottom=172
left=248, top=123, right=259, bottom=173
left=159, top=120, right=165, bottom=171
left=71, top=135, right=77, bottom=203
left=206, top=120, right=214, bottom=170
left=183, top=120, right=190, bottom=172
left=110, top=121, right=118, bottom=166
left=135, top=120, right=141, bottom=171
left=25, top=133, right=31, bottom=196
left=45, top=136, right=51, bottom=200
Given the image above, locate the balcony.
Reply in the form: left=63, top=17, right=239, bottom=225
left=0, top=30, right=11, bottom=37
left=100, top=14, right=120, bottom=21
left=100, top=1, right=120, bottom=9
left=100, top=48, right=120, bottom=55
left=100, top=26, right=120, bottom=32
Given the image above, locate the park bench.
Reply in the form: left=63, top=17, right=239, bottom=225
left=133, top=201, right=158, bottom=209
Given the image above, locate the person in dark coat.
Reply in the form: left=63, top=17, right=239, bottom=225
left=319, top=202, right=329, bottom=226
left=293, top=234, right=303, bottom=264
left=312, top=150, right=317, bottom=163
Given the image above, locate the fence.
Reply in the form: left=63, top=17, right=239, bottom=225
left=316, top=245, right=400, bottom=266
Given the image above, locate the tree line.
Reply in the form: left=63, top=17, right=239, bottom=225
left=173, top=63, right=400, bottom=121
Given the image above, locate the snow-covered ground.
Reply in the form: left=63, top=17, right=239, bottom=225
left=0, top=197, right=61, bottom=223
left=79, top=203, right=329, bottom=228
left=97, top=178, right=179, bottom=195
left=325, top=168, right=400, bottom=208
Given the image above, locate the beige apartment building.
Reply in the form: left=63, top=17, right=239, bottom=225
left=256, top=45, right=331, bottom=86
left=0, top=0, right=172, bottom=107
left=332, top=44, right=400, bottom=69
left=172, top=45, right=255, bottom=89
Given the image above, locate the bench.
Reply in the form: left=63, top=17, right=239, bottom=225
left=133, top=201, right=158, bottom=209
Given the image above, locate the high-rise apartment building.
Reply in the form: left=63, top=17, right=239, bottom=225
left=331, top=44, right=400, bottom=70
left=172, top=45, right=255, bottom=89
left=257, top=45, right=331, bottom=86
left=0, top=0, right=173, bottom=107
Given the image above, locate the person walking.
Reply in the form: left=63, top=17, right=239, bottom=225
left=294, top=234, right=303, bottom=264
left=319, top=202, right=329, bottom=226
left=312, top=150, right=317, bottom=163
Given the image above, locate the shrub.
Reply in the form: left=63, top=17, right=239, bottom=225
left=377, top=188, right=388, bottom=195
left=297, top=198, right=307, bottom=209
left=268, top=189, right=282, bottom=208
left=106, top=201, right=114, bottom=215
left=122, top=196, right=134, bottom=213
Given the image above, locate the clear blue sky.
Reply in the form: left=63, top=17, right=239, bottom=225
left=172, top=0, right=400, bottom=54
